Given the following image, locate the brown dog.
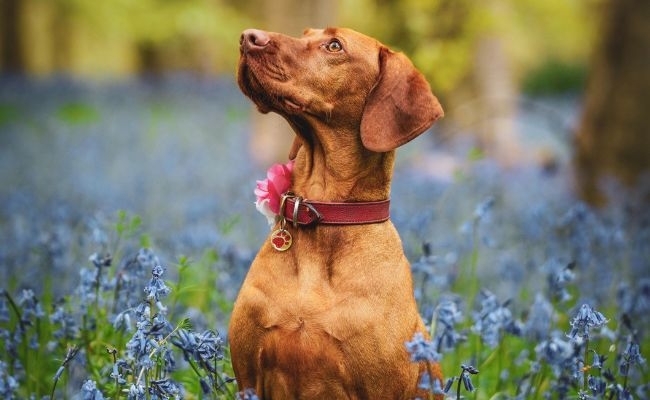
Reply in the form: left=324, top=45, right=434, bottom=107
left=230, top=27, right=444, bottom=399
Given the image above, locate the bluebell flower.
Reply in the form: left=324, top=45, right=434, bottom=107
left=110, top=359, right=129, bottom=385
left=89, top=252, right=112, bottom=269
left=199, top=377, right=211, bottom=394
left=588, top=375, right=607, bottom=396
left=237, top=388, right=260, bottom=400
left=151, top=313, right=174, bottom=337
left=443, top=377, right=454, bottom=393
left=545, top=259, right=575, bottom=303
left=619, top=339, right=646, bottom=377
left=172, top=329, right=224, bottom=373
left=0, top=293, right=9, bottom=323
left=567, top=304, right=608, bottom=340
left=50, top=299, right=79, bottom=340
left=459, top=364, right=479, bottom=393
left=472, top=290, right=521, bottom=348
left=0, top=361, right=19, bottom=399
left=17, top=289, right=44, bottom=321
left=632, top=278, right=650, bottom=315
left=76, top=268, right=100, bottom=313
left=150, top=378, right=182, bottom=399
left=417, top=371, right=432, bottom=391
left=608, top=384, right=633, bottom=400
left=144, top=266, right=171, bottom=302
left=196, top=330, right=224, bottom=361
left=112, top=309, right=134, bottom=332
left=126, top=325, right=153, bottom=361
left=590, top=350, right=606, bottom=370
left=525, top=294, right=555, bottom=341
left=405, top=332, right=442, bottom=363
left=128, top=383, right=146, bottom=400
left=535, top=331, right=577, bottom=377
left=134, top=302, right=151, bottom=321
left=113, top=248, right=159, bottom=313
left=617, top=282, right=635, bottom=316
left=473, top=196, right=495, bottom=221
left=80, top=379, right=105, bottom=400
left=462, top=370, right=475, bottom=392
left=432, top=300, right=466, bottom=352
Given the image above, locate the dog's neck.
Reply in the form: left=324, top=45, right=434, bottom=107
left=289, top=123, right=394, bottom=202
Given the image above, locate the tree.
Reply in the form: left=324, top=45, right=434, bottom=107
left=575, top=0, right=650, bottom=205
left=0, top=0, right=24, bottom=72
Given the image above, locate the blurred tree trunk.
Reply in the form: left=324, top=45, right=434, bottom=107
left=575, top=0, right=650, bottom=205
left=51, top=0, right=73, bottom=72
left=0, top=0, right=24, bottom=72
left=472, top=35, right=520, bottom=165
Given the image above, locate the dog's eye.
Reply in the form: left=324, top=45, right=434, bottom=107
left=325, top=39, right=343, bottom=52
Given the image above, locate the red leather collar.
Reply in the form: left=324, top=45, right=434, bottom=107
left=281, top=195, right=390, bottom=226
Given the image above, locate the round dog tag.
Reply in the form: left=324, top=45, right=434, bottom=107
left=270, top=228, right=292, bottom=251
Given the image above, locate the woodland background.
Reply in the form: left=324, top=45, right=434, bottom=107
left=1, top=0, right=649, bottom=203
left=0, top=1, right=649, bottom=398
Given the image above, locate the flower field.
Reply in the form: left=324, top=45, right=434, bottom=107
left=0, top=76, right=648, bottom=399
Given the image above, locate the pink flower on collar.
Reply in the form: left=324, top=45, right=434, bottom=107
left=254, top=160, right=294, bottom=225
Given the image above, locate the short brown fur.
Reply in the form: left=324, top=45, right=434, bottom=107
left=231, top=27, right=444, bottom=399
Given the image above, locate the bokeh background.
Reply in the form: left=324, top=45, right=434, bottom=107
left=1, top=0, right=648, bottom=306
left=1, top=1, right=649, bottom=398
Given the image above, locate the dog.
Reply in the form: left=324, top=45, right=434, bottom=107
left=230, top=27, right=444, bottom=399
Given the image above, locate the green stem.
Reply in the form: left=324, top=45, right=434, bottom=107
left=583, top=336, right=590, bottom=391
left=3, top=291, right=26, bottom=377
left=110, top=349, right=120, bottom=400
left=495, top=337, right=504, bottom=393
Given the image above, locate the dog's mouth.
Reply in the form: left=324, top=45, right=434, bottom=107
left=238, top=56, right=309, bottom=116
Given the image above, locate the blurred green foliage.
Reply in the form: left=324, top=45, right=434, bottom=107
left=522, top=60, right=588, bottom=95
left=11, top=0, right=596, bottom=95
left=338, top=0, right=596, bottom=93
left=56, top=102, right=101, bottom=125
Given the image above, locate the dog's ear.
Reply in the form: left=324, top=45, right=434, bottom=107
left=361, top=47, right=443, bottom=153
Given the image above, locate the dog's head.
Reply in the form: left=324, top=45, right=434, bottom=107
left=238, top=27, right=443, bottom=154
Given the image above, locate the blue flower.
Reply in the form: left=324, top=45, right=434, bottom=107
left=535, top=331, right=576, bottom=377
left=567, top=304, right=608, bottom=340
left=432, top=300, right=466, bottom=352
left=0, top=294, right=9, bottom=323
left=81, top=379, right=105, bottom=400
left=128, top=383, right=146, bottom=400
left=150, top=378, right=183, bottom=399
left=525, top=294, right=555, bottom=341
left=144, top=266, right=171, bottom=302
left=0, top=360, right=19, bottom=399
left=172, top=329, right=224, bottom=373
left=472, top=290, right=522, bottom=348
left=588, top=375, right=607, bottom=396
left=619, top=339, right=646, bottom=376
left=237, top=388, right=260, bottom=400
left=405, top=332, right=441, bottom=363
left=473, top=196, right=495, bottom=221
left=17, top=289, right=44, bottom=320
left=50, top=300, right=79, bottom=340
left=545, top=259, right=575, bottom=303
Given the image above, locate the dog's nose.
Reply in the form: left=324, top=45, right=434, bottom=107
left=240, top=29, right=271, bottom=52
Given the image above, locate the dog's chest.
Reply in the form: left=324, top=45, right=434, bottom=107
left=255, top=259, right=375, bottom=342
